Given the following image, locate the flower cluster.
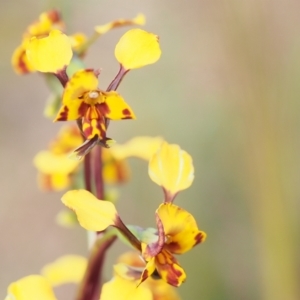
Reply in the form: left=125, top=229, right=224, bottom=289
left=6, top=10, right=206, bottom=300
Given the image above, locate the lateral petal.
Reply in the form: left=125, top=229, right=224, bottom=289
left=115, top=29, right=161, bottom=70
left=61, top=189, right=118, bottom=231
left=6, top=275, right=57, bottom=300
left=26, top=30, right=72, bottom=73
left=41, top=255, right=87, bottom=286
left=101, top=91, right=136, bottom=120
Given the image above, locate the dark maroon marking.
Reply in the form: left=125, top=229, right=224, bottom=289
left=194, top=232, right=205, bottom=245
left=83, top=122, right=92, bottom=138
left=56, top=106, right=69, bottom=121
left=99, top=102, right=110, bottom=116
left=121, top=116, right=133, bottom=120
left=165, top=241, right=181, bottom=253
left=85, top=68, right=94, bottom=73
left=17, top=51, right=29, bottom=74
left=122, top=108, right=131, bottom=116
left=47, top=9, right=61, bottom=23
left=166, top=265, right=183, bottom=287
left=78, top=101, right=88, bottom=116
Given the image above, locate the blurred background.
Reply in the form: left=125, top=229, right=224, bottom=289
left=1, top=0, right=300, bottom=299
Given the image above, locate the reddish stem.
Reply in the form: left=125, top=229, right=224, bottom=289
left=55, top=68, right=69, bottom=87
left=84, top=152, right=92, bottom=193
left=94, top=145, right=104, bottom=200
left=106, top=65, right=129, bottom=92
left=75, top=235, right=117, bottom=300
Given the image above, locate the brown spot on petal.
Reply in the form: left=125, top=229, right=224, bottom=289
left=194, top=231, right=206, bottom=245
left=56, top=106, right=69, bottom=121
left=122, top=108, right=131, bottom=116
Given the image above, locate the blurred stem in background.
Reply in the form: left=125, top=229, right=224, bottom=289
left=222, top=0, right=299, bottom=299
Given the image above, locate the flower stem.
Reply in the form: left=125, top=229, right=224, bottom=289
left=94, top=145, right=104, bottom=199
left=106, top=65, right=129, bottom=92
left=115, top=217, right=142, bottom=251
left=84, top=152, right=92, bottom=193
left=75, top=232, right=117, bottom=300
left=55, top=68, right=69, bottom=87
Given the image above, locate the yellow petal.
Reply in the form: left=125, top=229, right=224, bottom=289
left=115, top=29, right=161, bottom=70
left=157, top=203, right=206, bottom=254
left=101, top=276, right=153, bottom=300
left=61, top=189, right=118, bottom=231
left=95, top=14, right=146, bottom=36
left=11, top=42, right=35, bottom=74
left=69, top=32, right=88, bottom=52
left=103, top=91, right=136, bottom=120
left=41, top=255, right=87, bottom=286
left=155, top=250, right=186, bottom=287
left=27, top=10, right=64, bottom=37
left=147, top=278, right=181, bottom=300
left=26, top=29, right=73, bottom=73
left=110, top=136, right=164, bottom=161
left=139, top=256, right=156, bottom=285
left=64, top=69, right=99, bottom=102
left=148, top=142, right=194, bottom=199
left=102, top=148, right=130, bottom=184
left=34, top=151, right=79, bottom=174
left=50, top=125, right=83, bottom=155
left=6, top=275, right=57, bottom=300
left=37, top=173, right=70, bottom=191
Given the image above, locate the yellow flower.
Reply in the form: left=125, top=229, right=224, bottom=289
left=26, top=29, right=73, bottom=73
left=102, top=148, right=130, bottom=184
left=148, top=142, right=194, bottom=202
left=5, top=275, right=57, bottom=300
left=33, top=150, right=80, bottom=191
left=49, top=125, right=83, bottom=155
left=11, top=10, right=64, bottom=74
left=115, top=29, right=161, bottom=70
left=95, top=14, right=145, bottom=36
left=54, top=69, right=135, bottom=141
left=62, top=189, right=206, bottom=287
left=139, top=203, right=206, bottom=287
left=5, top=255, right=87, bottom=300
left=41, top=255, right=87, bottom=286
left=110, top=136, right=164, bottom=161
left=101, top=252, right=181, bottom=300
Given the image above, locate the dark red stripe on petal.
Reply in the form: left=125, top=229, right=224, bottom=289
left=99, top=102, right=110, bottom=116
left=166, top=265, right=184, bottom=287
left=78, top=102, right=88, bottom=117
